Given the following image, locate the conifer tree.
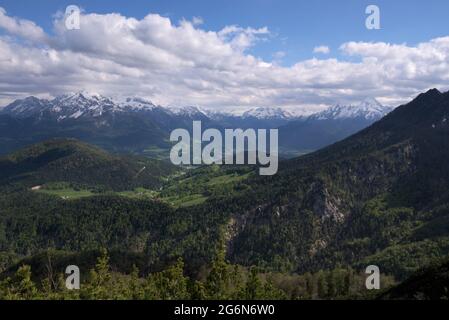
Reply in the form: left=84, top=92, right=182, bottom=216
left=205, top=249, right=231, bottom=299
left=316, top=271, right=328, bottom=299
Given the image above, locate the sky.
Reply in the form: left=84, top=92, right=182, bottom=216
left=1, top=0, right=449, bottom=113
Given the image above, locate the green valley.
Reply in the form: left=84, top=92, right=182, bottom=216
left=2, top=89, right=449, bottom=300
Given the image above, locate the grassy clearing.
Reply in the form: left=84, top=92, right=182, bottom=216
left=117, top=187, right=158, bottom=199
left=207, top=172, right=251, bottom=186
left=32, top=167, right=250, bottom=208
left=36, top=188, right=94, bottom=200
left=142, top=145, right=170, bottom=160
left=163, top=193, right=208, bottom=208
left=34, top=186, right=206, bottom=208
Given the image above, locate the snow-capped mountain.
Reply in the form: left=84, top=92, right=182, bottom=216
left=2, top=92, right=391, bottom=124
left=50, top=92, right=117, bottom=119
left=167, top=106, right=208, bottom=118
left=242, top=107, right=294, bottom=120
left=116, top=97, right=157, bottom=111
left=309, top=98, right=393, bottom=121
left=2, top=91, right=159, bottom=120
left=2, top=96, right=50, bottom=118
left=0, top=92, right=399, bottom=158
left=279, top=98, right=396, bottom=154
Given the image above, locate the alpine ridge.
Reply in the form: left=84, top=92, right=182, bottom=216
left=0, top=92, right=396, bottom=158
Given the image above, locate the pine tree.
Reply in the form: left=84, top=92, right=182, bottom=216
left=129, top=264, right=144, bottom=299
left=343, top=267, right=354, bottom=296
left=316, top=271, right=328, bottom=299
left=190, top=280, right=207, bottom=300
left=261, top=278, right=287, bottom=300
left=304, top=272, right=314, bottom=299
left=326, top=270, right=336, bottom=298
left=205, top=249, right=231, bottom=299
left=241, top=267, right=263, bottom=300
left=83, top=248, right=112, bottom=299
left=6, top=265, right=39, bottom=300
left=149, top=258, right=190, bottom=300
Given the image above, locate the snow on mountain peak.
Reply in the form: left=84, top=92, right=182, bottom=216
left=310, top=98, right=393, bottom=121
left=2, top=91, right=161, bottom=120
left=115, top=97, right=157, bottom=111
left=51, top=91, right=116, bottom=118
left=242, top=107, right=294, bottom=120
left=55, top=91, right=106, bottom=104
left=2, top=96, right=49, bottom=117
left=359, top=97, right=383, bottom=108
left=2, top=92, right=393, bottom=123
left=168, top=106, right=207, bottom=117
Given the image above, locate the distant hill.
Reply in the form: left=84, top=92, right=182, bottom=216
left=0, top=138, right=177, bottom=191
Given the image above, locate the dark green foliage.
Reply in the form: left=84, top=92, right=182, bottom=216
left=1, top=250, right=382, bottom=300
left=379, top=256, right=449, bottom=300
left=0, top=138, right=177, bottom=191
left=0, top=192, right=174, bottom=257
left=2, top=89, right=449, bottom=299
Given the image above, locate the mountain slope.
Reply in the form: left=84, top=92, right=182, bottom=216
left=309, top=98, right=391, bottom=121
left=378, top=256, right=449, bottom=299
left=220, top=89, right=449, bottom=277
left=0, top=138, right=177, bottom=191
left=279, top=98, right=394, bottom=155
left=1, top=89, right=449, bottom=287
left=1, top=92, right=393, bottom=158
left=0, top=93, right=215, bottom=157
left=2, top=95, right=298, bottom=156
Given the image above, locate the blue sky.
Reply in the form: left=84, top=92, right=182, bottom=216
left=2, top=0, right=449, bottom=65
left=0, top=1, right=449, bottom=111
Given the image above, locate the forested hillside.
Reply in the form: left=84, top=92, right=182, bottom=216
left=219, top=89, right=449, bottom=278
left=2, top=89, right=449, bottom=299
left=0, top=139, right=177, bottom=191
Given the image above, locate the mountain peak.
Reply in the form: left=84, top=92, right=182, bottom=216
left=426, top=88, right=442, bottom=95
left=2, top=92, right=161, bottom=120
left=56, top=90, right=105, bottom=101
left=359, top=97, right=383, bottom=108
left=2, top=96, right=49, bottom=117
left=242, top=107, right=294, bottom=120
left=310, top=98, right=392, bottom=121
left=414, top=88, right=442, bottom=102
left=115, top=96, right=157, bottom=111
left=168, top=106, right=207, bottom=117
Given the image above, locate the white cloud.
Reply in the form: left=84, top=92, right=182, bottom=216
left=0, top=7, right=449, bottom=111
left=0, top=7, right=48, bottom=43
left=313, top=46, right=330, bottom=54
left=192, top=16, right=203, bottom=26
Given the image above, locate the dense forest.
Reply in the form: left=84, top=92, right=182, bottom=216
left=0, top=138, right=177, bottom=192
left=2, top=89, right=449, bottom=299
left=0, top=249, right=397, bottom=300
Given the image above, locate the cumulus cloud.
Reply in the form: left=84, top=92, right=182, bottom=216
left=313, top=46, right=330, bottom=54
left=0, top=7, right=48, bottom=43
left=0, top=7, right=449, bottom=111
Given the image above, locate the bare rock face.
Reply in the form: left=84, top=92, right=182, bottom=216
left=307, top=181, right=346, bottom=222
left=309, top=239, right=328, bottom=257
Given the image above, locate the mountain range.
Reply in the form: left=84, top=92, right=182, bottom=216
left=278, top=98, right=394, bottom=155
left=0, top=88, right=448, bottom=299
left=0, top=92, right=393, bottom=158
